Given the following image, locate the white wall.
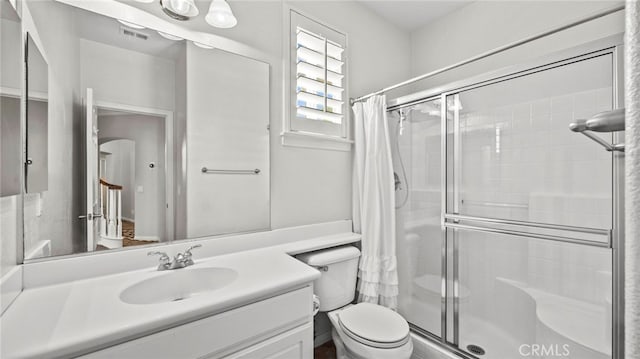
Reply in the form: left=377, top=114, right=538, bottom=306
left=169, top=0, right=412, bottom=233
left=272, top=1, right=410, bottom=228
left=184, top=43, right=270, bottom=238
left=98, top=114, right=166, bottom=240
left=79, top=39, right=175, bottom=111
left=230, top=1, right=412, bottom=229
left=22, top=0, right=84, bottom=257
left=0, top=14, right=22, bottom=276
left=409, top=1, right=624, bottom=90
left=0, top=196, right=18, bottom=277
left=1, top=96, right=21, bottom=198
left=15, top=0, right=412, bottom=258
left=25, top=100, right=48, bottom=193
left=174, top=44, right=187, bottom=239
left=0, top=98, right=20, bottom=273
left=0, top=17, right=21, bottom=90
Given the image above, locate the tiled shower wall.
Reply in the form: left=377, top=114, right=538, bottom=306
left=458, top=86, right=613, bottom=230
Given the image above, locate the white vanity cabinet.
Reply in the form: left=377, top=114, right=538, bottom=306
left=80, top=286, right=314, bottom=359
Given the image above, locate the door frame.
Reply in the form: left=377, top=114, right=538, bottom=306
left=94, top=99, right=175, bottom=243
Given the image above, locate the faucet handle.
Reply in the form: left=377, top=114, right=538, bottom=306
left=148, top=251, right=171, bottom=269
left=148, top=251, right=169, bottom=259
left=184, top=244, right=202, bottom=257
left=181, top=244, right=202, bottom=266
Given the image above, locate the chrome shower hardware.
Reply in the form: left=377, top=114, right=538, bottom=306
left=569, top=108, right=625, bottom=152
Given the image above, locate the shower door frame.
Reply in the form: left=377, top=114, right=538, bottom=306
left=388, top=34, right=625, bottom=359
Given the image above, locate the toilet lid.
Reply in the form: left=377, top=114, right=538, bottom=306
left=338, top=303, right=410, bottom=348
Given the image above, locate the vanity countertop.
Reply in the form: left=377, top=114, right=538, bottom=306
left=1, top=247, right=325, bottom=358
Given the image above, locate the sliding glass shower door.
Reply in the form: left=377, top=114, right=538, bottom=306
left=444, top=51, right=618, bottom=358
left=391, top=43, right=623, bottom=359
left=391, top=99, right=443, bottom=338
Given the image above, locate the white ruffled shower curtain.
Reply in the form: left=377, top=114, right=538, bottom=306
left=352, top=95, right=398, bottom=310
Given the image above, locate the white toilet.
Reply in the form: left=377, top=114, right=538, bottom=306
left=298, top=246, right=413, bottom=359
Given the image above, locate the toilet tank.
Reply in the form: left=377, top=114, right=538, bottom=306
left=297, top=246, right=361, bottom=311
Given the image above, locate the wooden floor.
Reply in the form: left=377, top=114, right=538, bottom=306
left=314, top=341, right=336, bottom=359
left=122, top=220, right=135, bottom=242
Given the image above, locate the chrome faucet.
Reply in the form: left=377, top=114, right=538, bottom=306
left=148, top=244, right=202, bottom=271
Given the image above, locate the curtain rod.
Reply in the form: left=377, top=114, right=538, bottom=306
left=350, top=4, right=625, bottom=106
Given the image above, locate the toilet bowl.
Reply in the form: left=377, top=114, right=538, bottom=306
left=297, top=246, right=413, bottom=359
left=328, top=303, right=413, bottom=359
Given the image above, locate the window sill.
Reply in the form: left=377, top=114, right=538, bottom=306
left=280, top=130, right=353, bottom=151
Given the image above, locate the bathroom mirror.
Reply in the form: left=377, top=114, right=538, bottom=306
left=25, top=33, right=49, bottom=193
left=22, top=0, right=270, bottom=260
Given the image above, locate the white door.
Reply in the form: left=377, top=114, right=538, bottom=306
left=83, top=88, right=101, bottom=251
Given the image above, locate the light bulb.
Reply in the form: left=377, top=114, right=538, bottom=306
left=170, top=0, right=189, bottom=14
left=163, top=0, right=198, bottom=17
left=205, top=0, right=237, bottom=28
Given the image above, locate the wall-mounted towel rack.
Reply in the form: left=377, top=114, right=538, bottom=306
left=569, top=108, right=625, bottom=152
left=201, top=167, right=261, bottom=174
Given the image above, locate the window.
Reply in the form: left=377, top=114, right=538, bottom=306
left=295, top=28, right=344, bottom=124
left=283, top=10, right=351, bottom=151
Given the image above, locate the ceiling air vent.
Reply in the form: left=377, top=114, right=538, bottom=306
left=119, top=26, right=148, bottom=40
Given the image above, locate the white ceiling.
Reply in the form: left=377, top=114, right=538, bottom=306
left=358, top=1, right=473, bottom=32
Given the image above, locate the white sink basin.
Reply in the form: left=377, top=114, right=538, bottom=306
left=120, top=267, right=238, bottom=305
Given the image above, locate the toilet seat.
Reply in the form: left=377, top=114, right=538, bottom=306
left=337, top=303, right=410, bottom=349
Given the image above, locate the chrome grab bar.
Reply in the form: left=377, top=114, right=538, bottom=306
left=201, top=167, right=261, bottom=174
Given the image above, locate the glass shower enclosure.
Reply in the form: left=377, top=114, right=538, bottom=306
left=391, top=39, right=624, bottom=359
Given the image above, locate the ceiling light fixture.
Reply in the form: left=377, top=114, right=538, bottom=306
left=205, top=0, right=237, bottom=28
left=117, top=19, right=146, bottom=29
left=157, top=31, right=183, bottom=41
left=160, top=0, right=199, bottom=21
left=193, top=41, right=214, bottom=49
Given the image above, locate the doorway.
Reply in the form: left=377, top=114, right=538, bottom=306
left=84, top=94, right=174, bottom=251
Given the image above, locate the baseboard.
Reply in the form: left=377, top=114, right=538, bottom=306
left=122, top=217, right=135, bottom=223
left=314, top=331, right=332, bottom=347
left=0, top=266, right=22, bottom=315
